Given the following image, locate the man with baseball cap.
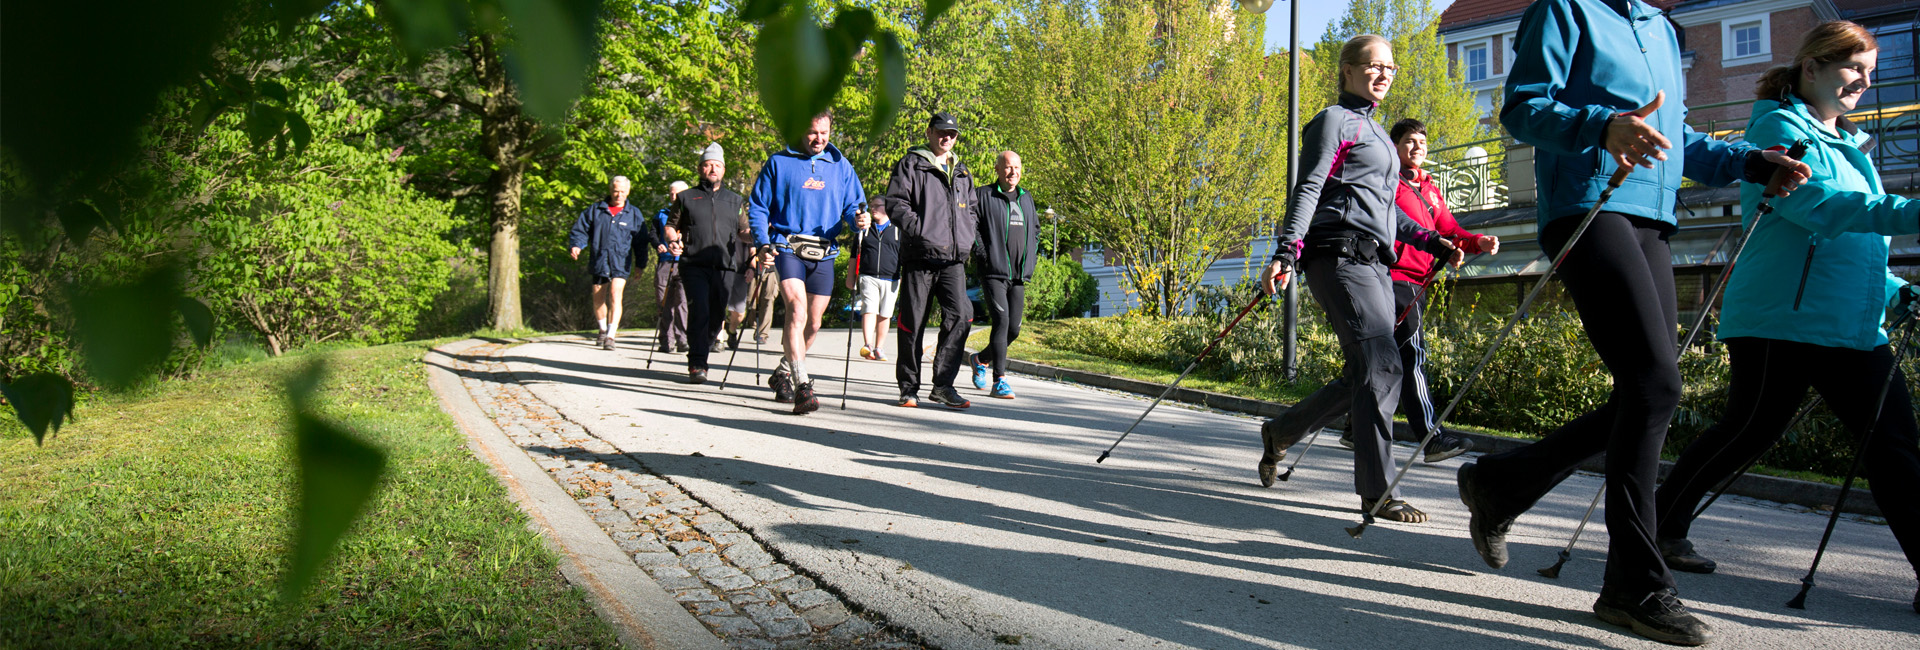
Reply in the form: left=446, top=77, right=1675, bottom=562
left=748, top=112, right=868, bottom=414
left=885, top=112, right=977, bottom=409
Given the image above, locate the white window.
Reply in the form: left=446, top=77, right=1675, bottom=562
left=1722, top=15, right=1771, bottom=65
left=1465, top=44, right=1488, bottom=82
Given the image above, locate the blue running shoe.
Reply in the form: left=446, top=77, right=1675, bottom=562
left=971, top=353, right=989, bottom=390
left=990, top=378, right=1015, bottom=399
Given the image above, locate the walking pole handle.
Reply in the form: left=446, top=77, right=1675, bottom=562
left=1761, top=141, right=1811, bottom=200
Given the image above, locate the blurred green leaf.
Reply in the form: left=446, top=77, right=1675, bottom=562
left=257, top=80, right=290, bottom=104
left=925, top=0, right=958, bottom=28
left=69, top=267, right=182, bottom=390
left=871, top=32, right=906, bottom=137
left=281, top=360, right=387, bottom=602
left=739, top=0, right=786, bottom=22
left=245, top=103, right=288, bottom=148
left=376, top=0, right=470, bottom=57
left=821, top=8, right=874, bottom=106
left=188, top=98, right=229, bottom=134
left=178, top=297, right=215, bottom=348
left=0, top=373, right=76, bottom=445
left=286, top=112, right=314, bottom=155
left=56, top=202, right=110, bottom=243
left=755, top=9, right=831, bottom=145
left=500, top=0, right=602, bottom=123
left=271, top=0, right=335, bottom=29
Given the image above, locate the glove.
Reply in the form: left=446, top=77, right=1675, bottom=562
left=1898, top=283, right=1920, bottom=317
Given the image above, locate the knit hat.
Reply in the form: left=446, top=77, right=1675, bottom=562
left=700, top=143, right=724, bottom=164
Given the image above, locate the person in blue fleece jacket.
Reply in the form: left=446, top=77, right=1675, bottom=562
left=747, top=112, right=867, bottom=415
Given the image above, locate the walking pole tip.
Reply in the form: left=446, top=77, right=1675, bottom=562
left=1095, top=451, right=1110, bottom=463
left=1538, top=550, right=1570, bottom=579
left=1786, top=579, right=1813, bottom=609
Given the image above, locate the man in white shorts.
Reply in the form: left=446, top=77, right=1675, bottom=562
left=849, top=197, right=901, bottom=361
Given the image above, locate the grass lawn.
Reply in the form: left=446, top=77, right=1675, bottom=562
left=0, top=340, right=621, bottom=649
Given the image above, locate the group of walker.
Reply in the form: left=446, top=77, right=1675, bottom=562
left=573, top=1, right=1920, bottom=644
left=570, top=111, right=1044, bottom=416
left=1252, top=6, right=1917, bottom=646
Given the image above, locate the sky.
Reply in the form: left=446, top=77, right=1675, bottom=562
left=1259, top=0, right=1457, bottom=52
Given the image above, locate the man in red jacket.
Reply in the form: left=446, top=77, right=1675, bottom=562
left=1257, top=118, right=1498, bottom=486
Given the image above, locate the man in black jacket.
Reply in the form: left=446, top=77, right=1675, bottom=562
left=666, top=144, right=747, bottom=383
left=886, top=112, right=977, bottom=409
left=969, top=151, right=1040, bottom=399
left=568, top=175, right=651, bottom=350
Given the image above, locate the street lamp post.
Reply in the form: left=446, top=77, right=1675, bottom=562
left=1046, top=207, right=1058, bottom=261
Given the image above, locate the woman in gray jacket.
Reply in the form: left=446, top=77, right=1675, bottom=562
left=1259, top=34, right=1457, bottom=522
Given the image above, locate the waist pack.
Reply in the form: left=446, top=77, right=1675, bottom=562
left=1303, top=232, right=1384, bottom=265
left=785, top=234, right=830, bottom=262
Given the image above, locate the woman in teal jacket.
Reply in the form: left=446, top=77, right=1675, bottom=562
left=1653, top=20, right=1920, bottom=615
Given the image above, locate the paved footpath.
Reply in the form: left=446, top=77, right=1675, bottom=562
left=439, top=329, right=1919, bottom=649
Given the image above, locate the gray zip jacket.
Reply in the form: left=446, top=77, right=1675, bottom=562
left=1275, top=92, right=1447, bottom=266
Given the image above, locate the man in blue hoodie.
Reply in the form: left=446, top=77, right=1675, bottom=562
left=748, top=112, right=868, bottom=415
left=1452, top=0, right=1806, bottom=645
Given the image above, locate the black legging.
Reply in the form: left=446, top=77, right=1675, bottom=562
left=1655, top=337, right=1920, bottom=577
left=980, top=277, right=1026, bottom=378
left=1472, top=212, right=1680, bottom=595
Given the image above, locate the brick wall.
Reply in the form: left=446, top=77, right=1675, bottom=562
left=1682, top=7, right=1820, bottom=129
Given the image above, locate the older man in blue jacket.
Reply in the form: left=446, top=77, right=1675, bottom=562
left=569, top=175, right=651, bottom=350
left=1452, top=0, right=1806, bottom=645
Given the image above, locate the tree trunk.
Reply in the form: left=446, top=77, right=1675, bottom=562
left=471, top=33, right=532, bottom=331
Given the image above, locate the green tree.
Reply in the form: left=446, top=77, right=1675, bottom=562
left=1304, top=0, right=1492, bottom=152
left=994, top=0, right=1289, bottom=316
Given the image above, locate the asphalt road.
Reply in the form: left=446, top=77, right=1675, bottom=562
left=503, top=329, right=1920, bottom=649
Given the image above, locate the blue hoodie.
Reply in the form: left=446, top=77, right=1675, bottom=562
left=1502, top=0, right=1756, bottom=229
left=1718, top=95, right=1919, bottom=350
left=748, top=143, right=867, bottom=258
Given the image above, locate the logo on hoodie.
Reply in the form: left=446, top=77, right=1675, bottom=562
left=803, top=178, right=826, bottom=190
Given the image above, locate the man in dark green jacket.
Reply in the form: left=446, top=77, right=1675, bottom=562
left=885, top=112, right=978, bottom=409
left=969, top=151, right=1039, bottom=399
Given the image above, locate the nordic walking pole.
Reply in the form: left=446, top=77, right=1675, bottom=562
left=1537, top=141, right=1813, bottom=573
left=1097, top=288, right=1273, bottom=463
left=1788, top=307, right=1916, bottom=609
left=1347, top=166, right=1632, bottom=539
left=1690, top=398, right=1821, bottom=519
left=843, top=225, right=864, bottom=410
left=1276, top=428, right=1324, bottom=482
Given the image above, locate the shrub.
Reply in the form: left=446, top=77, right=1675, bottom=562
left=1024, top=256, right=1098, bottom=320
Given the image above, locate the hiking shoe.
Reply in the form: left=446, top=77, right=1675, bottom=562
left=727, top=330, right=741, bottom=350
left=896, top=394, right=918, bottom=408
left=971, top=354, right=989, bottom=390
left=1257, top=460, right=1278, bottom=488
left=688, top=368, right=708, bottom=384
left=770, top=368, right=795, bottom=403
left=1458, top=462, right=1514, bottom=569
left=1339, top=432, right=1355, bottom=449
left=930, top=386, right=971, bottom=409
left=1659, top=538, right=1718, bottom=574
left=675, top=343, right=689, bottom=353
left=1259, top=417, right=1310, bottom=458
left=990, top=378, right=1015, bottom=399
left=792, top=381, right=819, bottom=414
left=1424, top=433, right=1475, bottom=463
left=1594, top=587, right=1714, bottom=646
left=755, top=333, right=769, bottom=345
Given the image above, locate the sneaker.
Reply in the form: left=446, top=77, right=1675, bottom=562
left=1338, top=432, right=1355, bottom=449
left=1659, top=538, right=1717, bottom=574
left=896, top=394, right=918, bottom=408
left=688, top=368, right=707, bottom=384
left=770, top=369, right=795, bottom=403
left=872, top=351, right=888, bottom=362
left=990, top=378, right=1015, bottom=399
left=1424, top=433, right=1475, bottom=463
left=929, top=386, right=971, bottom=409
left=792, top=381, right=820, bottom=414
left=860, top=345, right=873, bottom=360
left=675, top=343, right=689, bottom=353
left=755, top=333, right=769, bottom=345
left=1458, top=462, right=1514, bottom=570
left=1594, top=586, right=1714, bottom=646
left=657, top=342, right=672, bottom=353
left=604, top=334, right=618, bottom=351
left=971, top=354, right=989, bottom=390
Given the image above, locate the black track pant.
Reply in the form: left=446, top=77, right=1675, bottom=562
left=680, top=265, right=734, bottom=371
left=896, top=261, right=971, bottom=396
left=1471, top=212, right=1680, bottom=596
left=980, top=277, right=1026, bottom=378
left=1655, top=337, right=1920, bottom=578
left=1270, top=253, right=1403, bottom=500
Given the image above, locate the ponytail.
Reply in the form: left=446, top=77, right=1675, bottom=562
left=1755, top=20, right=1878, bottom=100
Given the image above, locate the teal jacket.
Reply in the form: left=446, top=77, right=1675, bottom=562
left=1502, top=0, right=1755, bottom=229
left=1719, top=96, right=1919, bottom=350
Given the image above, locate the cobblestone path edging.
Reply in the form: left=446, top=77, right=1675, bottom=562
left=450, top=341, right=926, bottom=650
